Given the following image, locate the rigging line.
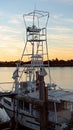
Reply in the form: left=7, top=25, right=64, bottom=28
left=17, top=25, right=31, bottom=80
left=0, top=82, right=13, bottom=84
left=19, top=68, right=25, bottom=81
left=20, top=15, right=28, bottom=62
left=20, top=41, right=27, bottom=61
left=45, top=31, right=52, bottom=85
left=23, top=15, right=27, bottom=29
left=18, top=43, right=31, bottom=81
left=0, top=86, right=5, bottom=91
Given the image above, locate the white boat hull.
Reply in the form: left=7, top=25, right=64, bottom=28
left=4, top=105, right=40, bottom=130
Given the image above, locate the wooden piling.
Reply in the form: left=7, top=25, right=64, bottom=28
left=39, top=74, right=48, bottom=130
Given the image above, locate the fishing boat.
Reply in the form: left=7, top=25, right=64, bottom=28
left=2, top=10, right=73, bottom=130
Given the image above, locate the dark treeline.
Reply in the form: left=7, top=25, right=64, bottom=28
left=47, top=59, right=73, bottom=67
left=0, top=59, right=73, bottom=67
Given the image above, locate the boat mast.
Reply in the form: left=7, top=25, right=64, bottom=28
left=22, top=10, right=50, bottom=83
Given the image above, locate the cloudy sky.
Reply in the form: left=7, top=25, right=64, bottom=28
left=0, top=0, right=73, bottom=61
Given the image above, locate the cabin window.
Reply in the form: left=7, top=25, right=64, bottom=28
left=24, top=102, right=29, bottom=111
left=67, top=102, right=72, bottom=111
left=19, top=100, right=23, bottom=109
left=64, top=102, right=67, bottom=110
left=4, top=99, right=11, bottom=106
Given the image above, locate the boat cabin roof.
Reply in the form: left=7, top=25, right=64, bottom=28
left=27, top=89, right=73, bottom=103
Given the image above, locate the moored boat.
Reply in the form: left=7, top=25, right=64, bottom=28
left=1, top=10, right=73, bottom=130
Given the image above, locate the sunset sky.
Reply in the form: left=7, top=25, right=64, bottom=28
left=0, top=0, right=73, bottom=61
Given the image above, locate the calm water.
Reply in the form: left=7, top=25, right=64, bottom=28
left=0, top=67, right=73, bottom=91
